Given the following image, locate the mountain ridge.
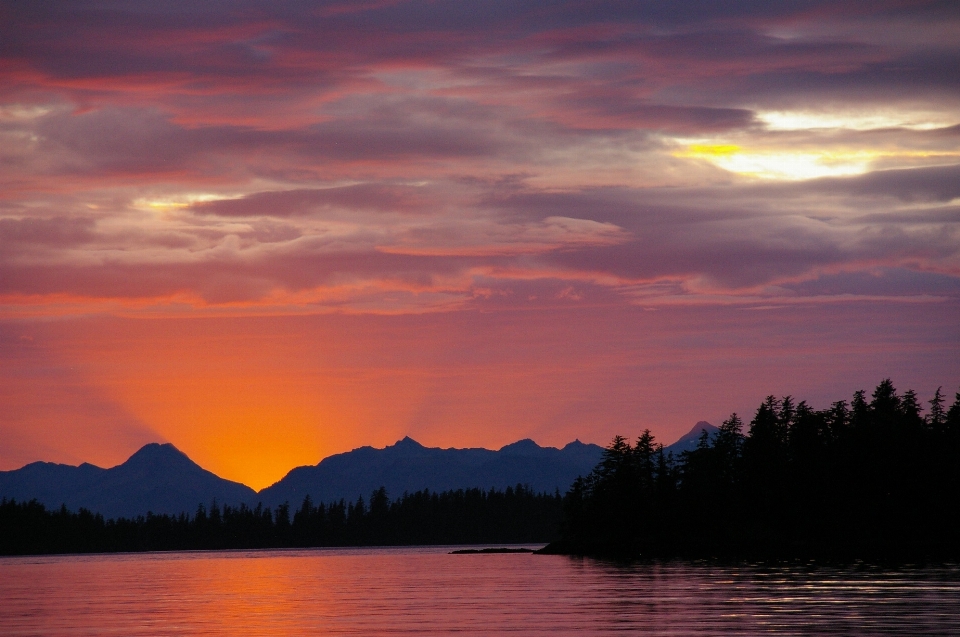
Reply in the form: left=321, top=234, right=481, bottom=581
left=256, top=436, right=606, bottom=508
left=1, top=426, right=712, bottom=519
left=0, top=442, right=257, bottom=520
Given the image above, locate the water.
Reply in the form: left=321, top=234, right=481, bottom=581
left=2, top=546, right=959, bottom=636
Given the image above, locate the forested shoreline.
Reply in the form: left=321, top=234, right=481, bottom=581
left=0, top=485, right=561, bottom=555
left=548, top=380, right=960, bottom=560
left=4, top=379, right=959, bottom=560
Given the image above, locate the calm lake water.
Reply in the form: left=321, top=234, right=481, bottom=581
left=1, top=546, right=959, bottom=636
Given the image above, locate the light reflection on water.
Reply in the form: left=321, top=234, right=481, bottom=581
left=1, top=546, right=959, bottom=636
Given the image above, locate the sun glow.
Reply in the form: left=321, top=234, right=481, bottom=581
left=675, top=144, right=956, bottom=180
left=758, top=110, right=956, bottom=131
left=132, top=193, right=241, bottom=211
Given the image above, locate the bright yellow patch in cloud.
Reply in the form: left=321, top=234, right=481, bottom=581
left=758, top=110, right=955, bottom=131
left=676, top=144, right=958, bottom=181
left=686, top=144, right=741, bottom=156
left=709, top=150, right=871, bottom=180
left=132, top=193, right=241, bottom=212
left=138, top=200, right=190, bottom=211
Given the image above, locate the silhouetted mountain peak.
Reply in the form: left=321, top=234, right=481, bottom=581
left=662, top=421, right=719, bottom=457
left=499, top=439, right=546, bottom=455
left=676, top=421, right=718, bottom=445
left=115, top=443, right=214, bottom=481
left=0, top=442, right=257, bottom=519
left=125, top=442, right=193, bottom=466
left=393, top=436, right=424, bottom=449
left=129, top=442, right=183, bottom=456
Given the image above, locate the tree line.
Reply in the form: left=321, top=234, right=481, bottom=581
left=0, top=485, right=561, bottom=555
left=551, top=380, right=960, bottom=560
left=5, top=379, right=958, bottom=559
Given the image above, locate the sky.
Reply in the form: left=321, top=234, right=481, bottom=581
left=1, top=1, right=959, bottom=490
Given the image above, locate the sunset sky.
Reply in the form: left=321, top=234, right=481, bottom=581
left=2, top=1, right=959, bottom=490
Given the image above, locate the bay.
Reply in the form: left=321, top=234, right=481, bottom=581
left=1, top=546, right=959, bottom=636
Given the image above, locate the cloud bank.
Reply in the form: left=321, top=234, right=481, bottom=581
left=1, top=1, right=958, bottom=485
left=1, top=0, right=957, bottom=316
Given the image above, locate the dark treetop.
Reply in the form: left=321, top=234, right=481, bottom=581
left=546, top=380, right=960, bottom=560
left=0, top=485, right=562, bottom=555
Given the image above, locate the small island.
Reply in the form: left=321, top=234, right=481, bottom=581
left=450, top=547, right=536, bottom=554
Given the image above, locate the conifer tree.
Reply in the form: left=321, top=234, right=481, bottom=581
left=928, top=387, right=946, bottom=430
left=946, top=388, right=960, bottom=433
left=901, top=389, right=924, bottom=428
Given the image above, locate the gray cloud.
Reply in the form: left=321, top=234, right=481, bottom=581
left=806, top=164, right=960, bottom=202
left=0, top=216, right=95, bottom=248
left=1, top=0, right=958, bottom=312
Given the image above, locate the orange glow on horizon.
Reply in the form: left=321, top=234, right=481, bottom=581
left=4, top=302, right=956, bottom=490
left=2, top=3, right=959, bottom=491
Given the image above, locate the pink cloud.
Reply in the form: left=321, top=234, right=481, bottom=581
left=0, top=0, right=958, bottom=471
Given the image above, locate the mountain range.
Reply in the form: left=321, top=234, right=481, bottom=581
left=0, top=423, right=715, bottom=520
left=0, top=444, right=257, bottom=520
left=258, top=436, right=603, bottom=509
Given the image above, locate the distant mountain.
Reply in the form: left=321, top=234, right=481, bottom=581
left=258, top=437, right=605, bottom=507
left=0, top=461, right=105, bottom=507
left=663, top=421, right=719, bottom=456
left=0, top=443, right=257, bottom=520
left=2, top=426, right=720, bottom=519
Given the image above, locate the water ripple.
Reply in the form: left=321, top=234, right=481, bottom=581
left=1, top=547, right=958, bottom=636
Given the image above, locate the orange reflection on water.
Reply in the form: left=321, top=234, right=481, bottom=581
left=2, top=548, right=960, bottom=636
